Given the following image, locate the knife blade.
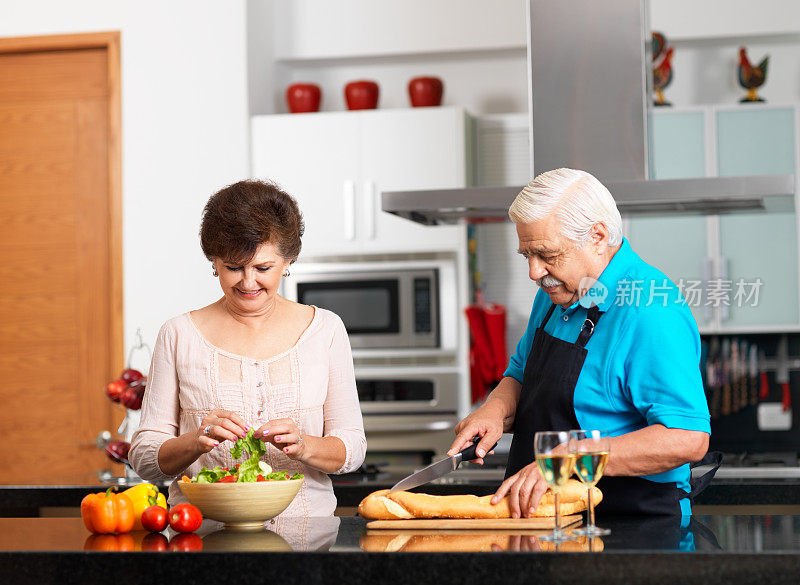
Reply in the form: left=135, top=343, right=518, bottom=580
left=389, top=438, right=498, bottom=493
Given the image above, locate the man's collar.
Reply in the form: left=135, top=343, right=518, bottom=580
left=568, top=237, right=635, bottom=313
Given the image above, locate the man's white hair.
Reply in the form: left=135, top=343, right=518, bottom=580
left=508, top=168, right=623, bottom=246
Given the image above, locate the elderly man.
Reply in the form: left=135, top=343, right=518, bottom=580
left=449, top=168, right=715, bottom=517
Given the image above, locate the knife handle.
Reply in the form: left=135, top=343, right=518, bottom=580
left=459, top=438, right=498, bottom=462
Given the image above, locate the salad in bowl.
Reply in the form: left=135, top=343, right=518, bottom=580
left=178, top=429, right=304, bottom=529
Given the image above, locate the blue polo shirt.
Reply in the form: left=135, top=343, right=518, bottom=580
left=504, top=238, right=710, bottom=515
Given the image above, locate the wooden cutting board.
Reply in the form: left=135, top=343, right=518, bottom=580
left=366, top=514, right=582, bottom=530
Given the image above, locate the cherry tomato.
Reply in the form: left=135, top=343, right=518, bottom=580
left=256, top=474, right=265, bottom=482
left=141, top=505, right=168, bottom=532
left=168, top=532, right=203, bottom=552
left=217, top=475, right=237, bottom=483
left=168, top=503, right=203, bottom=533
left=140, top=532, right=169, bottom=552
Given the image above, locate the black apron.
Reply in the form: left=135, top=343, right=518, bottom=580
left=505, top=302, right=721, bottom=516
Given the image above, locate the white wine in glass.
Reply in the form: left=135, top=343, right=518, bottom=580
left=569, top=429, right=611, bottom=537
left=534, top=431, right=577, bottom=543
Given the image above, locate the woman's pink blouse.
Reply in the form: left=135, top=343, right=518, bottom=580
left=129, top=308, right=366, bottom=517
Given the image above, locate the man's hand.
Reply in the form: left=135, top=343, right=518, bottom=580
left=491, top=462, right=549, bottom=519
left=447, top=402, right=504, bottom=465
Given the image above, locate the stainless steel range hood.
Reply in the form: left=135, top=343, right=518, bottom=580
left=383, top=0, right=795, bottom=225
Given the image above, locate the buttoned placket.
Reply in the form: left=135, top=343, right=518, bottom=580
left=252, top=360, right=267, bottom=418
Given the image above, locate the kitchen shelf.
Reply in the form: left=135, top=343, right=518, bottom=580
left=274, top=46, right=525, bottom=68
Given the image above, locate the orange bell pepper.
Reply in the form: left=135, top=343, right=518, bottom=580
left=81, top=487, right=135, bottom=534
left=83, top=533, right=135, bottom=551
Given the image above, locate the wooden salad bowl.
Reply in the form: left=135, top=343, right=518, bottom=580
left=178, top=478, right=303, bottom=530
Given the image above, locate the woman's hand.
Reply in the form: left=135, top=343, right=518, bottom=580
left=256, top=418, right=307, bottom=460
left=446, top=402, right=504, bottom=465
left=492, top=462, right=549, bottom=519
left=195, top=409, right=249, bottom=454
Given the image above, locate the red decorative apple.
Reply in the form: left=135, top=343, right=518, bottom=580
left=121, top=368, right=144, bottom=383
left=344, top=80, right=379, bottom=110
left=105, top=379, right=127, bottom=403
left=120, top=378, right=146, bottom=410
left=105, top=440, right=130, bottom=464
left=408, top=76, right=443, bottom=107
left=285, top=83, right=321, bottom=113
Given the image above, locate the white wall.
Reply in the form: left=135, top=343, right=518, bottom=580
left=250, top=0, right=528, bottom=115
left=249, top=0, right=800, bottom=116
left=1, top=0, right=250, bottom=362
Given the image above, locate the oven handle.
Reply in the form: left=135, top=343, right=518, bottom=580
left=363, top=419, right=454, bottom=433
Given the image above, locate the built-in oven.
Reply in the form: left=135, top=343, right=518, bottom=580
left=283, top=259, right=458, bottom=351
left=355, top=367, right=460, bottom=464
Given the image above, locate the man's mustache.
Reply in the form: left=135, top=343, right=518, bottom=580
left=537, top=275, right=564, bottom=288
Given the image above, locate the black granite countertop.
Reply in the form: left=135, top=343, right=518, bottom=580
left=3, top=476, right=800, bottom=515
left=2, top=515, right=800, bottom=585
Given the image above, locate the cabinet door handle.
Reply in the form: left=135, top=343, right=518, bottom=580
left=343, top=180, right=356, bottom=241
left=364, top=179, right=376, bottom=240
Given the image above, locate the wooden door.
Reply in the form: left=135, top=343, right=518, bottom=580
left=0, top=33, right=123, bottom=484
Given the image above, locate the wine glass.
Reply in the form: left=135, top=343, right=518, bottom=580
left=534, top=431, right=577, bottom=543
left=569, top=429, right=611, bottom=536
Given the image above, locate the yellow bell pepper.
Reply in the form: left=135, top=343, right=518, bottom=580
left=122, top=483, right=167, bottom=531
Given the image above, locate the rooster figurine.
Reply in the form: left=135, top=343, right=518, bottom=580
left=738, top=47, right=769, bottom=103
left=653, top=46, right=674, bottom=107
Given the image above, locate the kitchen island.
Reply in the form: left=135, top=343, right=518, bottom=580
left=1, top=514, right=800, bottom=584
left=3, top=476, right=799, bottom=516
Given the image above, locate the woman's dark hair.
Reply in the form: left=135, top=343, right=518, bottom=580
left=200, top=179, right=304, bottom=264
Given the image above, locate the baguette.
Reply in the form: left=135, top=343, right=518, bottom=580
left=359, top=532, right=604, bottom=552
left=357, top=479, right=601, bottom=520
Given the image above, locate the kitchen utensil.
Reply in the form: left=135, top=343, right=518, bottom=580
left=390, top=438, right=498, bottom=493
left=749, top=344, right=759, bottom=406
left=759, top=350, right=770, bottom=401
left=365, top=515, right=582, bottom=530
left=730, top=338, right=740, bottom=413
left=721, top=338, right=732, bottom=416
left=739, top=340, right=750, bottom=410
left=707, top=337, right=720, bottom=418
left=777, top=335, right=791, bottom=412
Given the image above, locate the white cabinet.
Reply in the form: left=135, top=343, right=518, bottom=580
left=251, top=106, right=469, bottom=257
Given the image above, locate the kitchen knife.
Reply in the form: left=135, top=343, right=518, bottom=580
left=777, top=334, right=791, bottom=413
left=389, top=438, right=498, bottom=493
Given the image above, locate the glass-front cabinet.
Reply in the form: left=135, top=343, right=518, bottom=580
left=716, top=107, right=798, bottom=330
left=626, top=105, right=799, bottom=333
left=628, top=109, right=710, bottom=328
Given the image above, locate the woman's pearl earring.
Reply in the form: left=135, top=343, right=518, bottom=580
left=283, top=269, right=290, bottom=277
left=212, top=265, right=219, bottom=277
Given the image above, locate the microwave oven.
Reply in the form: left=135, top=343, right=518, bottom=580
left=283, top=259, right=457, bottom=350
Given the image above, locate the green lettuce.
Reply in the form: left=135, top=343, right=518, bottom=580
left=190, top=430, right=305, bottom=483
left=230, top=429, right=268, bottom=482
left=193, top=466, right=232, bottom=483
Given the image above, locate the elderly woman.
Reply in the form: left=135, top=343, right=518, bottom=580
left=130, top=179, right=366, bottom=517
left=449, top=168, right=713, bottom=518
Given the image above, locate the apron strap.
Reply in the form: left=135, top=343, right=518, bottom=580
left=687, top=451, right=723, bottom=500
left=576, top=305, right=602, bottom=348
left=540, top=303, right=558, bottom=328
